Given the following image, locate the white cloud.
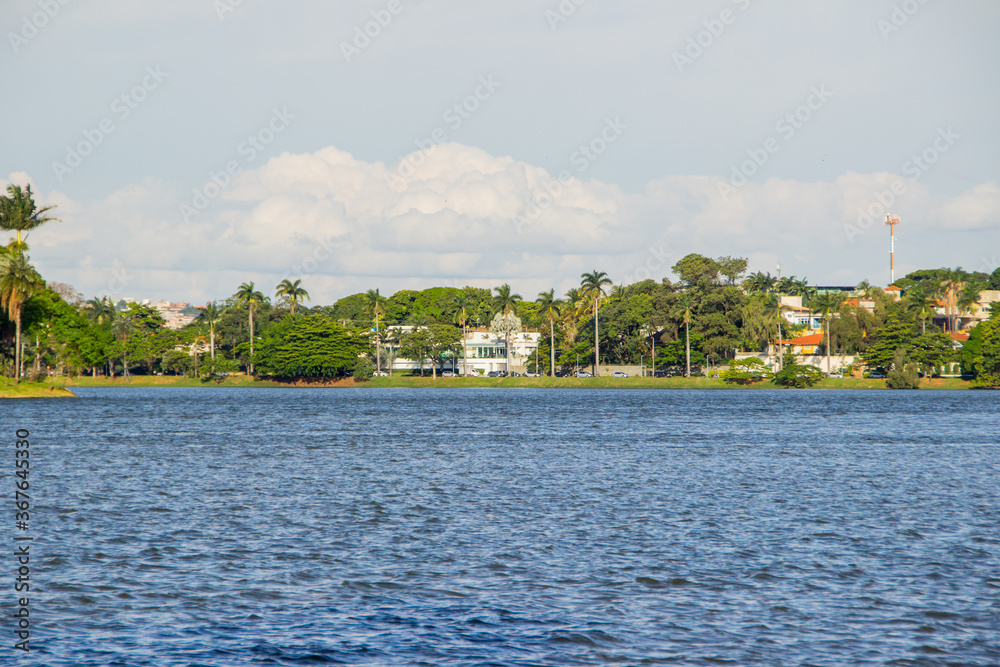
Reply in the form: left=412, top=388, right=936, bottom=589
left=931, top=183, right=1000, bottom=231
left=14, top=144, right=1000, bottom=303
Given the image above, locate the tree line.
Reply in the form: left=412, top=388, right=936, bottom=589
left=3, top=184, right=1000, bottom=385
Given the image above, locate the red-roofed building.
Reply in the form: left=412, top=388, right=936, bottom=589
left=777, top=332, right=825, bottom=355
left=884, top=286, right=903, bottom=300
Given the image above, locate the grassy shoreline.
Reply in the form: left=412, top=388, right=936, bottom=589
left=0, top=382, right=77, bottom=398
left=2, top=374, right=973, bottom=396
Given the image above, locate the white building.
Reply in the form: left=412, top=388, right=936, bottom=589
left=384, top=326, right=541, bottom=375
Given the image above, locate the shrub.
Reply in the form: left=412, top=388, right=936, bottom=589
left=886, top=347, right=920, bottom=390
left=352, top=357, right=375, bottom=382
left=773, top=363, right=822, bottom=388
left=721, top=357, right=768, bottom=385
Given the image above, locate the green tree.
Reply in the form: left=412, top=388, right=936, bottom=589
left=0, top=252, right=44, bottom=380
left=235, top=282, right=269, bottom=374
left=451, top=291, right=475, bottom=376
left=366, top=288, right=387, bottom=373
left=196, top=301, right=222, bottom=359
left=862, top=317, right=915, bottom=371
left=580, top=270, right=612, bottom=375
left=966, top=309, right=1000, bottom=387
left=399, top=327, right=433, bottom=376
left=352, top=356, right=375, bottom=381
left=773, top=362, right=822, bottom=388
left=717, top=256, right=748, bottom=285
left=427, top=324, right=463, bottom=378
left=492, top=283, right=522, bottom=373
left=905, top=289, right=937, bottom=334
left=276, top=279, right=310, bottom=315
left=810, top=292, right=846, bottom=373
left=938, top=268, right=964, bottom=332
left=672, top=254, right=720, bottom=287
left=0, top=184, right=60, bottom=251
left=254, top=314, right=366, bottom=378
left=110, top=310, right=139, bottom=380
left=743, top=271, right=776, bottom=294
left=536, top=289, right=562, bottom=377
left=85, top=296, right=115, bottom=325
left=989, top=266, right=1000, bottom=291
left=886, top=347, right=920, bottom=389
left=721, top=357, right=768, bottom=385
left=676, top=292, right=693, bottom=377
left=162, top=350, right=193, bottom=376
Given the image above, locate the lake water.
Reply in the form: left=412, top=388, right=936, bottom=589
left=7, top=388, right=1000, bottom=665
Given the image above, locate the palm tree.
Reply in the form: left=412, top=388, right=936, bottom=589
left=957, top=280, right=984, bottom=328
left=0, top=184, right=60, bottom=251
left=0, top=253, right=43, bottom=381
left=758, top=292, right=787, bottom=370
left=676, top=292, right=693, bottom=377
left=366, top=288, right=387, bottom=373
left=111, top=310, right=138, bottom=381
left=451, top=291, right=474, bottom=376
left=196, top=301, right=222, bottom=359
left=811, top=292, right=845, bottom=374
left=776, top=275, right=796, bottom=295
left=235, top=282, right=269, bottom=374
left=938, top=269, right=964, bottom=333
left=85, top=296, right=115, bottom=325
left=536, top=289, right=563, bottom=377
left=559, top=299, right=579, bottom=353
left=492, top=284, right=522, bottom=373
left=580, top=270, right=612, bottom=375
left=744, top=271, right=776, bottom=294
left=83, top=296, right=116, bottom=376
left=275, top=279, right=310, bottom=315
left=905, top=290, right=937, bottom=334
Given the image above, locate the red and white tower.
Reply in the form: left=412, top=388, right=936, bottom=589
left=885, top=214, right=900, bottom=284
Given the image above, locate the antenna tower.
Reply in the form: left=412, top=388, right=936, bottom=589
left=885, top=215, right=900, bottom=284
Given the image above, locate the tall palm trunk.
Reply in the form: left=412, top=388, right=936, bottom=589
left=248, top=308, right=255, bottom=374
left=375, top=312, right=381, bottom=374
left=15, top=314, right=22, bottom=382
left=593, top=299, right=600, bottom=376
left=210, top=325, right=215, bottom=360
left=549, top=319, right=555, bottom=377
left=685, top=319, right=691, bottom=378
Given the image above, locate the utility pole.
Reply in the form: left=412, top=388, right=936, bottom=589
left=885, top=214, right=900, bottom=285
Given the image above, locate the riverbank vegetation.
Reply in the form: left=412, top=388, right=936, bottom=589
left=3, top=186, right=999, bottom=390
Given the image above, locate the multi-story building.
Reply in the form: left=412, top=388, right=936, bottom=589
left=383, top=326, right=541, bottom=375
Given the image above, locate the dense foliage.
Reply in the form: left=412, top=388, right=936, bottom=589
left=2, top=204, right=998, bottom=385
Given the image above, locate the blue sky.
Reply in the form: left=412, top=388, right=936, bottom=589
left=3, top=0, right=999, bottom=303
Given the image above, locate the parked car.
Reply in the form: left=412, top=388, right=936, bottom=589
left=486, top=370, right=508, bottom=377
left=373, top=371, right=389, bottom=377
left=611, top=371, right=628, bottom=378
left=868, top=371, right=887, bottom=379
left=523, top=372, right=542, bottom=377
left=827, top=372, right=843, bottom=379
left=576, top=371, right=593, bottom=378
left=509, top=372, right=521, bottom=377
left=442, top=371, right=455, bottom=377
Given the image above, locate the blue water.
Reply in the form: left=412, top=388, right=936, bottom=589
left=6, top=388, right=1000, bottom=665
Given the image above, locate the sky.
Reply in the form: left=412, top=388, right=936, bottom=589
left=2, top=0, right=999, bottom=305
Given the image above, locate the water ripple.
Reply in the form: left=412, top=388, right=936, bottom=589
left=9, top=387, right=1000, bottom=665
